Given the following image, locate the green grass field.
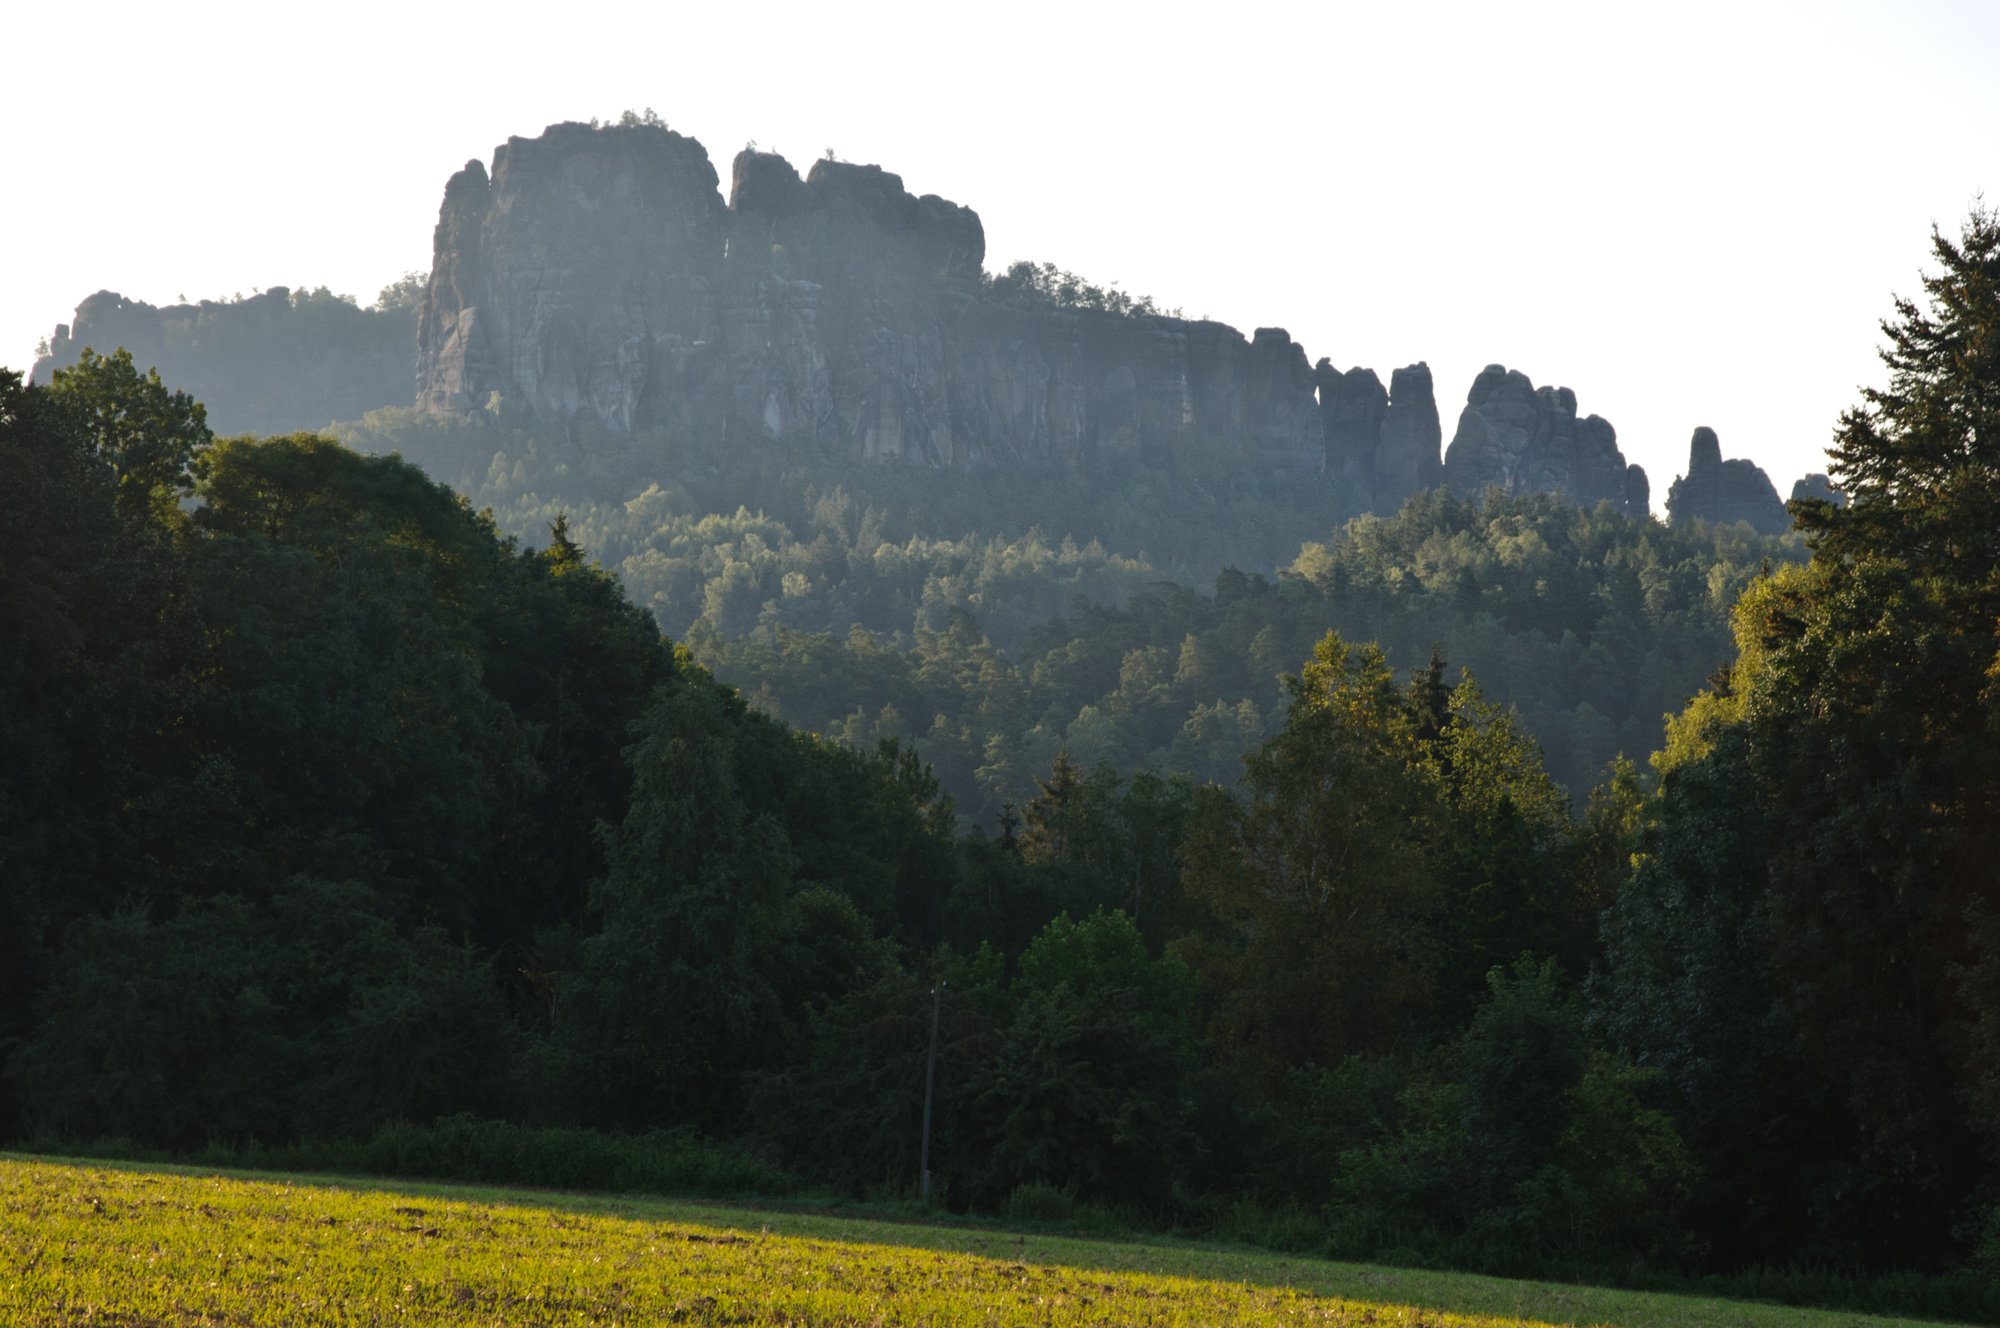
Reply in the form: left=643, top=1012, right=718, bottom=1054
left=0, top=1155, right=1969, bottom=1327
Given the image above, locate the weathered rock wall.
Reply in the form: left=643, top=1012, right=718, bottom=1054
left=416, top=125, right=1347, bottom=477
left=1790, top=471, right=1847, bottom=509
left=1442, top=365, right=1649, bottom=518
left=1315, top=362, right=1443, bottom=514
left=414, top=121, right=1651, bottom=518
left=417, top=123, right=730, bottom=432
left=1665, top=427, right=1789, bottom=534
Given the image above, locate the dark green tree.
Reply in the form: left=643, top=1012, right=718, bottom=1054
left=188, top=434, right=533, bottom=919
left=963, top=911, right=1198, bottom=1208
left=564, top=676, right=792, bottom=1129
left=1604, top=208, right=2000, bottom=1266
left=1760, top=210, right=2000, bottom=1247
left=1178, top=633, right=1437, bottom=1079
left=11, top=877, right=511, bottom=1148
left=46, top=347, right=210, bottom=527
left=1018, top=748, right=1082, bottom=864
left=0, top=366, right=209, bottom=1131
left=1331, top=961, right=1695, bottom=1271
left=1798, top=204, right=2000, bottom=603
left=1412, top=668, right=1581, bottom=1020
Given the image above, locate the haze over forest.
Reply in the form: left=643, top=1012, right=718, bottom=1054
left=20, top=109, right=1823, bottom=811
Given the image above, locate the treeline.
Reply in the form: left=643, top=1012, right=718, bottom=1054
left=982, top=259, right=1182, bottom=319
left=686, top=492, right=1789, bottom=813
left=5, top=210, right=1999, bottom=1317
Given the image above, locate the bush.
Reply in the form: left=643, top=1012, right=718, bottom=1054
left=1967, top=1197, right=2000, bottom=1276
left=1323, top=961, right=1695, bottom=1274
left=1003, top=1180, right=1076, bottom=1224
left=1217, top=1199, right=1327, bottom=1254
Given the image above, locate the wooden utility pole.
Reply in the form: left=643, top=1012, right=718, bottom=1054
left=920, top=979, right=944, bottom=1204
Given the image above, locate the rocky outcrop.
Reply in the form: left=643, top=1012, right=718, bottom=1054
left=1790, top=472, right=1847, bottom=508
left=1314, top=361, right=1442, bottom=514
left=1665, top=428, right=1789, bottom=534
left=416, top=124, right=730, bottom=431
left=1380, top=364, right=1445, bottom=510
left=413, top=121, right=1661, bottom=519
left=416, top=122, right=1343, bottom=475
left=1441, top=365, right=1648, bottom=518
left=32, top=287, right=413, bottom=435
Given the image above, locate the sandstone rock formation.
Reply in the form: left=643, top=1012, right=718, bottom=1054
left=1379, top=364, right=1447, bottom=509
left=416, top=124, right=730, bottom=433
left=28, top=121, right=1719, bottom=526
left=416, top=123, right=1348, bottom=477
left=411, top=122, right=1662, bottom=521
left=413, top=123, right=1489, bottom=513
left=1665, top=427, right=1789, bottom=534
left=1790, top=472, right=1847, bottom=508
left=1441, top=365, right=1648, bottom=518
left=1315, top=361, right=1443, bottom=514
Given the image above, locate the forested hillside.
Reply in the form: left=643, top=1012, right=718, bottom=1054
left=684, top=493, right=1788, bottom=812
left=31, top=279, right=422, bottom=436
left=4, top=210, right=1998, bottom=1321
left=333, top=404, right=1795, bottom=811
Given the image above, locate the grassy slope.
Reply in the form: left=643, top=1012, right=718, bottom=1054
left=0, top=1155, right=1967, bottom=1328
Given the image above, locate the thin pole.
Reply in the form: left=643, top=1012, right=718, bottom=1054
left=920, top=979, right=944, bottom=1204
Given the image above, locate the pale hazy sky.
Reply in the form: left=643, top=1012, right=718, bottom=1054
left=6, top=1, right=1996, bottom=505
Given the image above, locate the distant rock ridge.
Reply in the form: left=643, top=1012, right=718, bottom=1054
left=1665, top=427, right=1789, bottom=534
left=1790, top=472, right=1847, bottom=509
left=1317, top=362, right=1444, bottom=515
left=412, top=121, right=1634, bottom=516
left=32, top=287, right=413, bottom=435
left=30, top=120, right=1705, bottom=521
left=1441, top=365, right=1648, bottom=519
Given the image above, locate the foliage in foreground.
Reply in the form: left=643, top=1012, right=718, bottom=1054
left=1595, top=206, right=2000, bottom=1270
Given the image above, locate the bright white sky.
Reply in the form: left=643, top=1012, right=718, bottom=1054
left=6, top=0, right=1996, bottom=506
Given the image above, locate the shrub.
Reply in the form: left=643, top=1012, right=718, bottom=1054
left=1003, top=1180, right=1076, bottom=1224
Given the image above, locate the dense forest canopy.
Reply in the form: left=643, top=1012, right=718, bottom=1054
left=3, top=209, right=1998, bottom=1317
left=330, top=402, right=1799, bottom=813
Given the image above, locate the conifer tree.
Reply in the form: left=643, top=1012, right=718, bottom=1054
left=1607, top=208, right=2000, bottom=1262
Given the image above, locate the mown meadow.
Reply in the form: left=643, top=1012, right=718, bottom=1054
left=0, top=1156, right=1972, bottom=1328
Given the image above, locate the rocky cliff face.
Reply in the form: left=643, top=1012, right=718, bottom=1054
left=1441, top=365, right=1649, bottom=518
left=1790, top=472, right=1847, bottom=508
left=1665, top=427, right=1789, bottom=534
left=417, top=123, right=1344, bottom=476
left=416, top=124, right=730, bottom=432
left=1316, top=362, right=1443, bottom=514
left=416, top=122, right=1647, bottom=517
